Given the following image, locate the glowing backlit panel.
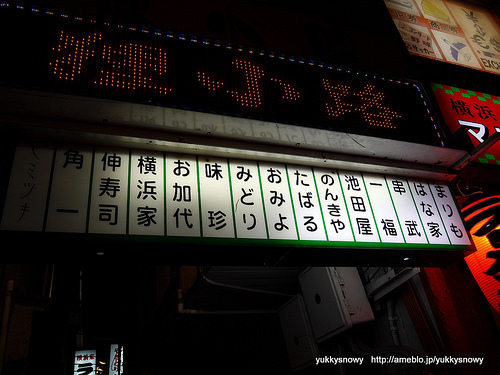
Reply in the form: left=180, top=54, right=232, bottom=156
left=0, top=5, right=443, bottom=146
left=463, top=196, right=500, bottom=314
left=1, top=143, right=471, bottom=250
left=109, top=344, right=124, bottom=375
left=385, top=0, right=500, bottom=75
left=74, top=350, right=96, bottom=375
left=431, top=82, right=500, bottom=164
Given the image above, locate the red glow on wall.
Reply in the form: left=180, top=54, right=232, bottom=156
left=463, top=196, right=500, bottom=314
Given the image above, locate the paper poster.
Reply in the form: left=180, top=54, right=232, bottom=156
left=385, top=0, right=500, bottom=74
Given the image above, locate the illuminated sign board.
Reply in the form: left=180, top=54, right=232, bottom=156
left=1, top=143, right=471, bottom=252
left=0, top=4, right=443, bottom=146
left=431, top=82, right=500, bottom=164
left=385, top=0, right=500, bottom=75
left=109, top=344, right=124, bottom=375
left=74, top=350, right=96, bottom=375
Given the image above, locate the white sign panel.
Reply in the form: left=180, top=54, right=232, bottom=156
left=88, top=148, right=130, bottom=234
left=339, top=170, right=380, bottom=243
left=74, top=350, right=96, bottom=375
left=198, top=157, right=235, bottom=238
left=1, top=143, right=472, bottom=250
left=428, top=181, right=470, bottom=245
left=313, top=168, right=354, bottom=242
left=0, top=143, right=53, bottom=231
left=409, top=179, right=449, bottom=245
left=129, top=150, right=165, bottom=235
left=288, top=165, right=326, bottom=241
left=386, top=176, right=428, bottom=244
left=165, top=154, right=201, bottom=237
left=46, top=145, right=92, bottom=233
left=259, top=162, right=298, bottom=240
left=109, top=344, right=124, bottom=375
left=229, top=159, right=267, bottom=239
left=364, top=173, right=405, bottom=244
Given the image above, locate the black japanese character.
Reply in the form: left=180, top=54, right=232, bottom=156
left=304, top=216, right=317, bottom=232
left=351, top=196, right=366, bottom=212
left=205, top=163, right=224, bottom=180
left=98, top=204, right=118, bottom=225
left=173, top=160, right=190, bottom=176
left=63, top=150, right=84, bottom=169
left=450, top=223, right=463, bottom=238
left=269, top=191, right=285, bottom=206
left=17, top=203, right=30, bottom=222
left=320, top=173, right=335, bottom=186
left=274, top=214, right=289, bottom=231
left=356, top=218, right=372, bottom=235
left=294, top=170, right=309, bottom=186
left=137, top=180, right=157, bottom=200
left=442, top=204, right=453, bottom=218
left=137, top=206, right=157, bottom=226
left=405, top=220, right=421, bottom=237
left=392, top=180, right=406, bottom=195
left=345, top=175, right=361, bottom=191
left=99, top=178, right=121, bottom=197
left=243, top=213, right=257, bottom=230
left=173, top=208, right=193, bottom=229
left=101, top=152, right=121, bottom=172
left=266, top=168, right=282, bottom=183
left=173, top=183, right=192, bottom=202
left=240, top=188, right=255, bottom=205
left=381, top=219, right=397, bottom=236
left=427, top=222, right=442, bottom=238
left=324, top=188, right=338, bottom=201
left=298, top=192, right=314, bottom=208
left=236, top=166, right=253, bottom=181
left=420, top=202, right=434, bottom=217
left=327, top=203, right=341, bottom=217
left=330, top=219, right=345, bottom=233
left=75, top=363, right=94, bottom=375
left=414, top=183, right=427, bottom=196
left=450, top=98, right=474, bottom=117
left=434, top=185, right=447, bottom=198
left=474, top=104, right=497, bottom=121
left=19, top=182, right=35, bottom=199
left=208, top=210, right=227, bottom=230
left=138, top=156, right=157, bottom=174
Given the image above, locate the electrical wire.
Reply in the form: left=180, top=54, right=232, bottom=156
left=197, top=267, right=295, bottom=297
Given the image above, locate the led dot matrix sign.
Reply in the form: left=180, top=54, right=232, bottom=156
left=0, top=3, right=444, bottom=146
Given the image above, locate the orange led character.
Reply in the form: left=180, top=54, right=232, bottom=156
left=50, top=30, right=101, bottom=81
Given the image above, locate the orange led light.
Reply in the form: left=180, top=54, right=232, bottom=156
left=198, top=71, right=224, bottom=91
left=96, top=41, right=170, bottom=95
left=270, top=77, right=300, bottom=101
left=227, top=58, right=264, bottom=108
left=323, top=79, right=401, bottom=129
left=51, top=30, right=101, bottom=81
left=352, top=84, right=401, bottom=129
left=323, top=79, right=352, bottom=117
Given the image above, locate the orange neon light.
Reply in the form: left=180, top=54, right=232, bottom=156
left=463, top=197, right=500, bottom=314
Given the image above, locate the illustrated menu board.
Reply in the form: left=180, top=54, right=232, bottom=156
left=1, top=143, right=471, bottom=249
left=385, top=0, right=500, bottom=75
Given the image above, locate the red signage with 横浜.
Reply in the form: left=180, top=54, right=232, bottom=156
left=431, top=82, right=500, bottom=165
